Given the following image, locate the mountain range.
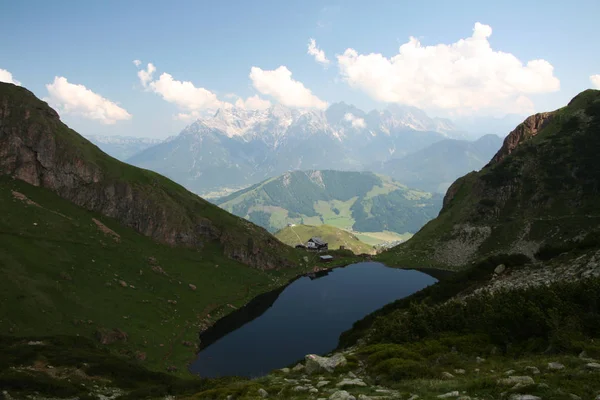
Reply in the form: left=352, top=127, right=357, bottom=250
left=85, top=135, right=163, bottom=161
left=216, top=170, right=442, bottom=235
left=127, top=103, right=466, bottom=194
left=372, top=134, right=503, bottom=193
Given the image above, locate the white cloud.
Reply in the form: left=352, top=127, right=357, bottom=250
left=133, top=59, right=141, bottom=67
left=308, top=38, right=330, bottom=66
left=148, top=72, right=227, bottom=111
left=344, top=113, right=366, bottom=128
left=337, top=22, right=560, bottom=116
left=249, top=66, right=327, bottom=109
left=45, top=77, right=131, bottom=124
left=135, top=62, right=229, bottom=117
left=0, top=68, right=20, bottom=85
left=591, top=75, right=600, bottom=89
left=174, top=111, right=201, bottom=121
left=137, top=62, right=156, bottom=88
left=234, top=94, right=272, bottom=110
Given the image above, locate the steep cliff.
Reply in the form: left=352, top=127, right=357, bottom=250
left=0, top=82, right=297, bottom=269
left=379, top=89, right=600, bottom=269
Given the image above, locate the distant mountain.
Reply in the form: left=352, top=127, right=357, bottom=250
left=85, top=135, right=163, bottom=161
left=373, top=134, right=503, bottom=193
left=454, top=114, right=527, bottom=138
left=274, top=224, right=375, bottom=255
left=216, top=170, right=443, bottom=235
left=127, top=103, right=460, bottom=194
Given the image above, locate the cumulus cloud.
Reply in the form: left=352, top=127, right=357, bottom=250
left=337, top=22, right=560, bottom=116
left=234, top=94, right=272, bottom=110
left=135, top=62, right=229, bottom=117
left=0, top=68, right=20, bottom=85
left=137, top=62, right=156, bottom=88
left=344, top=113, right=366, bottom=128
left=148, top=72, right=227, bottom=111
left=591, top=75, right=600, bottom=89
left=308, top=38, right=330, bottom=66
left=249, top=66, right=327, bottom=109
left=45, top=77, right=131, bottom=124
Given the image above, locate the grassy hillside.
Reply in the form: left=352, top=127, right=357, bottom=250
left=0, top=82, right=297, bottom=270
left=379, top=89, right=600, bottom=270
left=0, top=176, right=323, bottom=375
left=217, top=170, right=442, bottom=235
left=274, top=224, right=375, bottom=254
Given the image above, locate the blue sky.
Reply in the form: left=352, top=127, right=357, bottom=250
left=1, top=0, right=599, bottom=138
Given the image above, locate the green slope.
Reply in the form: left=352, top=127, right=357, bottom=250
left=0, top=176, right=314, bottom=374
left=274, top=224, right=375, bottom=254
left=217, top=170, right=442, bottom=235
left=0, top=82, right=298, bottom=271
left=379, top=89, right=600, bottom=270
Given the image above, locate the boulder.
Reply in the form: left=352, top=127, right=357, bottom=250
left=442, top=372, right=455, bottom=379
left=292, top=363, right=304, bottom=372
left=316, top=381, right=330, bottom=388
left=508, top=396, right=541, bottom=400
left=329, top=391, right=356, bottom=400
left=437, top=392, right=459, bottom=398
left=189, top=284, right=197, bottom=291
left=305, top=353, right=347, bottom=374
left=586, top=362, right=600, bottom=370
left=494, top=264, right=506, bottom=274
left=547, top=362, right=565, bottom=370
left=257, top=388, right=268, bottom=398
left=497, top=376, right=534, bottom=386
left=336, top=378, right=366, bottom=387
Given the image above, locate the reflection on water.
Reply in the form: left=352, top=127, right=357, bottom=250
left=190, top=262, right=437, bottom=378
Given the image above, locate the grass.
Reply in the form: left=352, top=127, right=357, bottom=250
left=0, top=177, right=318, bottom=375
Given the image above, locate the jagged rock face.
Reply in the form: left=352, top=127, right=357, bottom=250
left=389, top=90, right=600, bottom=268
left=488, top=112, right=554, bottom=165
left=0, top=83, right=293, bottom=270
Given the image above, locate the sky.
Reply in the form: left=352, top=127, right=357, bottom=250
left=1, top=0, right=599, bottom=139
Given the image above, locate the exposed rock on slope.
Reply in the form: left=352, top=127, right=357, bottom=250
left=0, top=82, right=295, bottom=269
left=380, top=90, right=600, bottom=269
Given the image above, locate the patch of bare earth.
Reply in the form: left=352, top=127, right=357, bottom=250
left=92, top=218, right=121, bottom=242
left=11, top=190, right=72, bottom=220
left=11, top=190, right=41, bottom=207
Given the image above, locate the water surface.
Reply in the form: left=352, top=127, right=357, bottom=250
left=190, top=262, right=437, bottom=378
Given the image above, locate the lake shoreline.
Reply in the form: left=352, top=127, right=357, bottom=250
left=189, top=261, right=441, bottom=378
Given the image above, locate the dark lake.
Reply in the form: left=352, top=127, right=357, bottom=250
left=190, top=262, right=437, bottom=378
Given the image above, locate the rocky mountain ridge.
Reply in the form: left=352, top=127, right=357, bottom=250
left=380, top=89, right=600, bottom=269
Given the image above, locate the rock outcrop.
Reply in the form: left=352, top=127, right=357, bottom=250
left=0, top=82, right=295, bottom=270
left=487, top=112, right=554, bottom=166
